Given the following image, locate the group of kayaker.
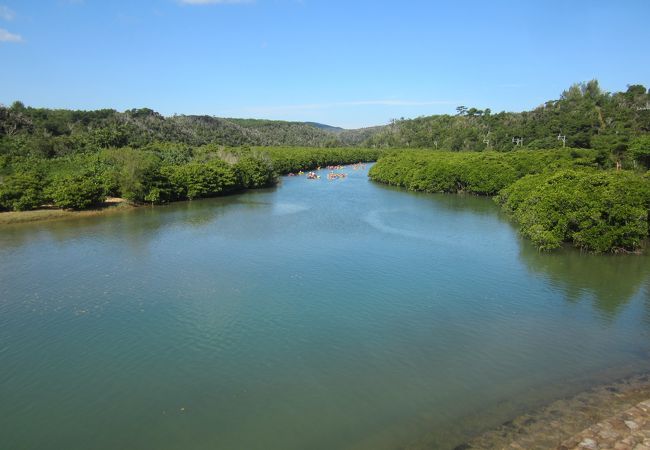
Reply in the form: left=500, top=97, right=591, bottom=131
left=288, top=168, right=319, bottom=177
left=286, top=163, right=364, bottom=180
left=326, top=172, right=347, bottom=180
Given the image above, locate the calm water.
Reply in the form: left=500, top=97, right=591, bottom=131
left=2, top=165, right=650, bottom=450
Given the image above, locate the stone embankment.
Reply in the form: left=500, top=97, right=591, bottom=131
left=457, top=374, right=650, bottom=450
left=558, top=399, right=650, bottom=450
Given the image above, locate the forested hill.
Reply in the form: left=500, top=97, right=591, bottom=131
left=366, top=81, right=649, bottom=151
left=1, top=80, right=648, bottom=158
left=0, top=105, right=378, bottom=157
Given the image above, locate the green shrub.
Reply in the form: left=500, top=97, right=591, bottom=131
left=0, top=171, right=46, bottom=211
left=99, top=148, right=162, bottom=202
left=368, top=150, right=565, bottom=195
left=162, top=160, right=238, bottom=200
left=47, top=173, right=105, bottom=210
left=234, top=155, right=276, bottom=188
left=497, top=169, right=650, bottom=252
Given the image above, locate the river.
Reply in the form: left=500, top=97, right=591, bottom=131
left=1, top=164, right=650, bottom=449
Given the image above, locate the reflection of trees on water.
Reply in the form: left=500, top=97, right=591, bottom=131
left=371, top=182, right=508, bottom=218
left=0, top=193, right=271, bottom=255
left=519, top=243, right=650, bottom=318
left=644, top=284, right=650, bottom=326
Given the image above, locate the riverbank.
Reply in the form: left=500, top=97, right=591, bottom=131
left=0, top=161, right=375, bottom=226
left=0, top=197, right=135, bottom=225
left=368, top=150, right=650, bottom=253
left=559, top=398, right=650, bottom=449
left=453, top=373, right=650, bottom=449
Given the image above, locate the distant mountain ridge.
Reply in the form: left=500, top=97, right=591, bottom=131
left=1, top=80, right=648, bottom=155
left=0, top=105, right=382, bottom=151
left=365, top=81, right=649, bottom=150
left=303, top=122, right=345, bottom=132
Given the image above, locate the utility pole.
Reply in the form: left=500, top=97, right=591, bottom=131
left=557, top=132, right=566, bottom=147
left=512, top=136, right=523, bottom=147
left=483, top=131, right=491, bottom=149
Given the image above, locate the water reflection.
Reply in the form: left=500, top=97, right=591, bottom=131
left=354, top=179, right=650, bottom=320
left=0, top=192, right=272, bottom=254
left=519, top=243, right=650, bottom=318
left=371, top=182, right=507, bottom=218
left=644, top=284, right=650, bottom=325
left=2, top=169, right=650, bottom=450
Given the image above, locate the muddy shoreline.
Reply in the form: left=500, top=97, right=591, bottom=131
left=0, top=198, right=137, bottom=225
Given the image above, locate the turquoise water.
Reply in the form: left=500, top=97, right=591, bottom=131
left=1, top=165, right=650, bottom=449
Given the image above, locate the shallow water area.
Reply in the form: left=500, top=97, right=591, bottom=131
left=1, top=164, right=650, bottom=450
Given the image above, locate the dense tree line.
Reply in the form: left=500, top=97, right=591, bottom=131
left=496, top=169, right=650, bottom=252
left=368, top=149, right=599, bottom=195
left=0, top=145, right=382, bottom=212
left=365, top=81, right=650, bottom=160
left=2, top=81, right=647, bottom=160
left=369, top=149, right=650, bottom=253
left=0, top=103, right=372, bottom=158
left=245, top=146, right=383, bottom=173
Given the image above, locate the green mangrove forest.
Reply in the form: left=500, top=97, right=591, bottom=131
left=1, top=80, right=649, bottom=253
left=0, top=145, right=383, bottom=210
left=369, top=149, right=650, bottom=252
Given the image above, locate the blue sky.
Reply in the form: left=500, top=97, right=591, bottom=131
left=1, top=0, right=649, bottom=128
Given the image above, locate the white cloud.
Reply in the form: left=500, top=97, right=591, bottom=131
left=0, top=28, right=22, bottom=42
left=0, top=5, right=15, bottom=21
left=179, top=0, right=253, bottom=4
